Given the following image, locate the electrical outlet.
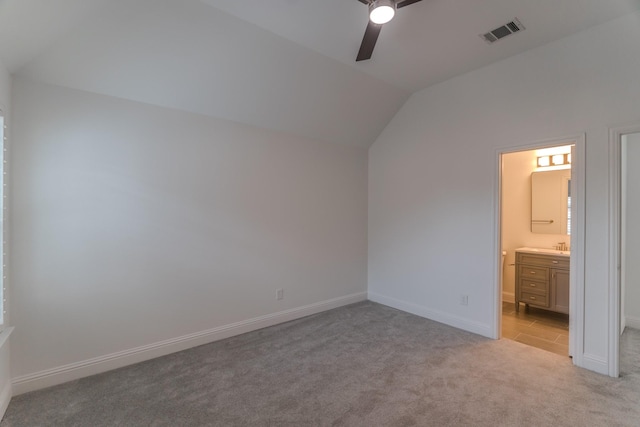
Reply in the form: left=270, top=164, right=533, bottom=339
left=460, top=295, right=469, bottom=306
left=276, top=288, right=284, bottom=300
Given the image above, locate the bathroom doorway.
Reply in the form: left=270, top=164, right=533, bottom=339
left=495, top=135, right=584, bottom=362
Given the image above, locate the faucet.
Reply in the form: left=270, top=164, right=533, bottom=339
left=556, top=242, right=568, bottom=251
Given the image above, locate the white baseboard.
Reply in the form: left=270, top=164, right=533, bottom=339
left=625, top=315, right=640, bottom=330
left=368, top=291, right=492, bottom=338
left=502, top=292, right=515, bottom=303
left=0, top=381, right=11, bottom=421
left=12, top=292, right=367, bottom=395
left=0, top=327, right=13, bottom=421
left=581, top=353, right=609, bottom=376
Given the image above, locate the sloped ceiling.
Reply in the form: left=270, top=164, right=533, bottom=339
left=1, top=0, right=639, bottom=148
left=201, top=0, right=640, bottom=92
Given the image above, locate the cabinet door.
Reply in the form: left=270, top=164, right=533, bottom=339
left=550, top=269, right=570, bottom=314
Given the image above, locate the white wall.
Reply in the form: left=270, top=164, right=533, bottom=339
left=10, top=78, right=368, bottom=392
left=623, top=133, right=640, bottom=329
left=0, top=57, right=12, bottom=418
left=501, top=150, right=570, bottom=302
left=369, top=11, right=640, bottom=373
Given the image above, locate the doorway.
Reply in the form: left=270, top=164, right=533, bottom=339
left=620, top=132, right=640, bottom=376
left=494, top=135, right=585, bottom=364
left=610, top=125, right=640, bottom=378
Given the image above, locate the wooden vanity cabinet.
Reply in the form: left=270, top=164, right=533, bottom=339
left=515, top=251, right=569, bottom=314
left=550, top=267, right=570, bottom=314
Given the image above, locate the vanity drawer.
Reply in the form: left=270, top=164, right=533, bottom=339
left=517, top=253, right=569, bottom=269
left=520, top=291, right=549, bottom=308
left=518, top=265, right=548, bottom=280
left=518, top=279, right=548, bottom=295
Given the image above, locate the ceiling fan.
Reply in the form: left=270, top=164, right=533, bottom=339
left=355, top=0, right=423, bottom=61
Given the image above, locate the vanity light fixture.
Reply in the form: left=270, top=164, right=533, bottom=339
left=537, top=153, right=571, bottom=168
left=537, top=155, right=550, bottom=167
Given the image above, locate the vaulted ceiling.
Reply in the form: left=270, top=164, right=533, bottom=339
left=1, top=0, right=639, bottom=148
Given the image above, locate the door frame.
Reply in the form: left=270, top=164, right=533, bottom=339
left=493, top=134, right=585, bottom=366
left=608, top=122, right=640, bottom=378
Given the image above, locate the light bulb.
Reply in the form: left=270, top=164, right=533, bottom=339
left=369, top=0, right=396, bottom=25
left=537, top=156, right=550, bottom=167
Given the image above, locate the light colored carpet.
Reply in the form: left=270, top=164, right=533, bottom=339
left=2, top=301, right=639, bottom=426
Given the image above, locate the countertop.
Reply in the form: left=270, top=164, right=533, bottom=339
left=515, top=247, right=570, bottom=257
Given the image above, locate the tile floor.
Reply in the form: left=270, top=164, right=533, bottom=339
left=502, top=301, right=569, bottom=356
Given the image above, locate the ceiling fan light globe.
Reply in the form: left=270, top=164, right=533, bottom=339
left=369, top=0, right=396, bottom=24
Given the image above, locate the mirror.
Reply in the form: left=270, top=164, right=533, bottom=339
left=531, top=169, right=571, bottom=234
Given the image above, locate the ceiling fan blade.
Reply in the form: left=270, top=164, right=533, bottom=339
left=397, top=0, right=423, bottom=8
left=356, top=0, right=369, bottom=4
left=356, top=21, right=382, bottom=61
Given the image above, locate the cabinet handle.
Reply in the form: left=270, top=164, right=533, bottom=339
left=529, top=296, right=537, bottom=300
left=530, top=271, right=536, bottom=274
left=529, top=283, right=536, bottom=287
left=552, top=261, right=559, bottom=264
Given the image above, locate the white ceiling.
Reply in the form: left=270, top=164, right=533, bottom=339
left=199, top=0, right=640, bottom=92
left=1, top=0, right=639, bottom=147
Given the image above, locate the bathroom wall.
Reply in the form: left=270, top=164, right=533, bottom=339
left=501, top=150, right=571, bottom=302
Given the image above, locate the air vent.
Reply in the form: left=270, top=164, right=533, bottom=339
left=481, top=18, right=525, bottom=44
